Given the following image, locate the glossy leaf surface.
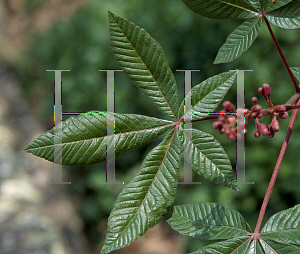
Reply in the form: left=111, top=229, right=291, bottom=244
left=179, top=71, right=237, bottom=121
left=182, top=0, right=258, bottom=19
left=267, top=1, right=300, bottom=29
left=166, top=203, right=251, bottom=240
left=291, top=67, right=300, bottom=81
left=182, top=129, right=238, bottom=190
left=24, top=112, right=173, bottom=165
left=100, top=130, right=181, bottom=253
left=261, top=204, right=300, bottom=246
left=109, top=11, right=179, bottom=120
left=189, top=237, right=254, bottom=253
left=214, top=18, right=262, bottom=64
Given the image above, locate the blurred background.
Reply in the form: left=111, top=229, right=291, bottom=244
left=1, top=0, right=300, bottom=253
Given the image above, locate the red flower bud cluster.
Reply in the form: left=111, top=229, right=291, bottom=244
left=212, top=83, right=288, bottom=141
left=212, top=101, right=237, bottom=140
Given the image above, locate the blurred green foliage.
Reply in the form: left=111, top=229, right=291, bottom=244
left=17, top=0, right=300, bottom=252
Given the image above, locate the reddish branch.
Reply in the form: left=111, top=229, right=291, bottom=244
left=254, top=97, right=300, bottom=233
left=263, top=16, right=300, bottom=92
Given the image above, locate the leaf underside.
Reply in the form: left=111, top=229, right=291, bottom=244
left=214, top=17, right=262, bottom=64
left=100, top=129, right=182, bottom=254
left=109, top=11, right=179, bottom=120
left=24, top=112, right=173, bottom=166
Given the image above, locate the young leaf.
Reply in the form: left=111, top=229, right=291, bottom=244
left=291, top=67, right=300, bottom=82
left=214, top=17, right=262, bottom=64
left=266, top=1, right=300, bottom=29
left=182, top=0, right=258, bottom=19
left=100, top=129, right=182, bottom=254
left=182, top=129, right=238, bottom=190
left=166, top=203, right=251, bottom=240
left=179, top=71, right=237, bottom=121
left=261, top=204, right=300, bottom=247
left=108, top=11, right=179, bottom=120
left=24, top=112, right=173, bottom=166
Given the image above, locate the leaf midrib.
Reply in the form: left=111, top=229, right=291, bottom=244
left=111, top=13, right=178, bottom=120
left=28, top=122, right=175, bottom=150
left=105, top=129, right=177, bottom=250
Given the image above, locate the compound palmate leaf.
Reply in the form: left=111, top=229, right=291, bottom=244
left=182, top=0, right=258, bottom=19
left=214, top=17, right=262, bottom=64
left=181, top=129, right=238, bottom=190
left=179, top=71, right=237, bottom=121
left=109, top=11, right=179, bottom=120
left=24, top=112, right=173, bottom=166
left=100, top=129, right=182, bottom=254
left=266, top=0, right=300, bottom=29
left=166, top=203, right=251, bottom=240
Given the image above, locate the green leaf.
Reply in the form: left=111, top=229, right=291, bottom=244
left=291, top=67, right=300, bottom=82
left=179, top=71, right=237, bottom=121
left=260, top=238, right=300, bottom=253
left=182, top=0, right=258, bottom=19
left=189, top=236, right=253, bottom=253
left=266, top=1, right=300, bottom=29
left=182, top=129, right=238, bottom=190
left=246, top=0, right=272, bottom=11
left=264, top=0, right=293, bottom=12
left=261, top=204, right=300, bottom=246
left=246, top=0, right=292, bottom=12
left=214, top=18, right=262, bottom=64
left=108, top=11, right=179, bottom=120
left=24, top=112, right=173, bottom=166
left=100, top=129, right=182, bottom=254
left=166, top=203, right=251, bottom=240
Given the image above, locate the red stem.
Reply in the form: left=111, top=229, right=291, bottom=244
left=254, top=97, right=300, bottom=233
left=263, top=16, right=300, bottom=92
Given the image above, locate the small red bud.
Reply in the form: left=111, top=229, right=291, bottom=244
left=263, top=83, right=271, bottom=95
left=223, top=101, right=234, bottom=111
left=251, top=104, right=262, bottom=112
left=219, top=115, right=226, bottom=123
left=271, top=120, right=280, bottom=132
left=254, top=129, right=260, bottom=138
left=258, top=123, right=269, bottom=136
left=268, top=128, right=275, bottom=138
left=251, top=97, right=257, bottom=104
left=278, top=112, right=288, bottom=119
left=244, top=108, right=250, bottom=114
left=258, top=87, right=265, bottom=96
left=219, top=128, right=225, bottom=134
left=225, top=129, right=231, bottom=135
left=274, top=105, right=286, bottom=113
left=212, top=121, right=222, bottom=129
left=227, top=133, right=235, bottom=141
